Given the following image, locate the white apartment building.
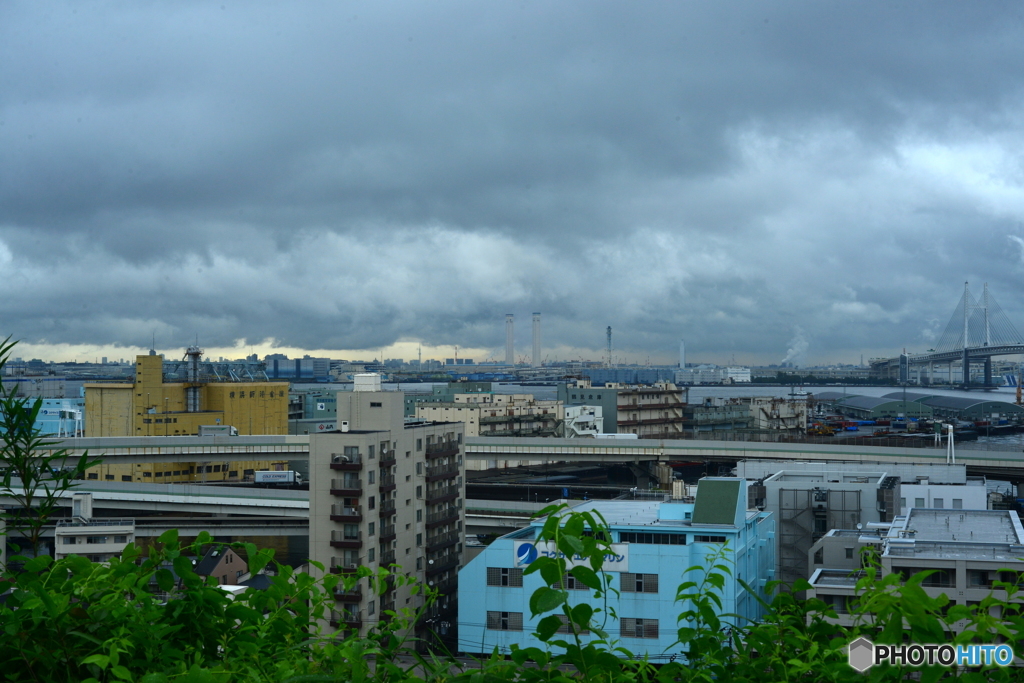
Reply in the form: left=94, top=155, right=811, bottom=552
left=54, top=493, right=135, bottom=563
left=309, top=381, right=466, bottom=648
left=808, top=509, right=1024, bottom=631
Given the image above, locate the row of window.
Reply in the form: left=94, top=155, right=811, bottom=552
left=485, top=568, right=658, bottom=593
left=619, top=532, right=686, bottom=545
left=486, top=612, right=658, bottom=638
left=227, top=390, right=276, bottom=398
left=901, top=497, right=964, bottom=509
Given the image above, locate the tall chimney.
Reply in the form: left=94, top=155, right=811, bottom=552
left=532, top=312, right=541, bottom=368
left=679, top=339, right=686, bottom=368
left=505, top=314, right=515, bottom=366
left=606, top=326, right=613, bottom=368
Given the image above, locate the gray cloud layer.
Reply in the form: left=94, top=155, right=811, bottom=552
left=3, top=1, right=1024, bottom=363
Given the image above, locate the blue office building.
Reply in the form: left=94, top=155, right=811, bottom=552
left=458, top=478, right=775, bottom=659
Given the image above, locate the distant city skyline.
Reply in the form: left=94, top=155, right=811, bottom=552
left=4, top=4, right=1024, bottom=365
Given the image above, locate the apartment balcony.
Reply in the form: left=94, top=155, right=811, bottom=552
left=425, top=530, right=459, bottom=552
left=378, top=498, right=396, bottom=518
left=330, top=478, right=363, bottom=497
left=380, top=549, right=396, bottom=567
left=330, top=453, right=363, bottom=471
left=330, top=608, right=362, bottom=630
left=334, top=586, right=363, bottom=601
left=425, top=441, right=459, bottom=460
left=330, top=504, right=362, bottom=523
left=425, top=463, right=459, bottom=482
left=433, top=575, right=458, bottom=595
left=425, top=507, right=459, bottom=529
left=378, top=473, right=396, bottom=493
left=330, top=530, right=363, bottom=549
left=379, top=450, right=397, bottom=467
left=379, top=524, right=396, bottom=543
left=381, top=597, right=396, bottom=613
left=425, top=484, right=459, bottom=505
left=425, top=552, right=460, bottom=576
left=617, top=416, right=685, bottom=427
left=330, top=556, right=362, bottom=575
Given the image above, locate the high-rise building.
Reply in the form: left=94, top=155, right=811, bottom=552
left=308, top=381, right=465, bottom=647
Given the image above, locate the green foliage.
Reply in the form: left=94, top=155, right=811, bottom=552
left=0, top=336, right=103, bottom=554
left=2, top=491, right=1024, bottom=681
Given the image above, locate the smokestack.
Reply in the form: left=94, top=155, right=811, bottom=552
left=679, top=339, right=685, bottom=368
left=505, top=314, right=515, bottom=366
left=532, top=312, right=541, bottom=368
left=606, top=326, right=612, bottom=368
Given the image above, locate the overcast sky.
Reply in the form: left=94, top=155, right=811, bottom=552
left=4, top=2, right=1024, bottom=366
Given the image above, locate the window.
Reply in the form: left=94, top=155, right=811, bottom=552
left=368, top=445, right=375, bottom=459
left=416, top=462, right=422, bottom=475
left=104, top=474, right=114, bottom=480
left=486, top=611, right=523, bottom=631
left=114, top=535, right=128, bottom=544
left=368, top=522, right=375, bottom=536
left=88, top=473, right=98, bottom=480
left=900, top=497, right=906, bottom=509
left=368, top=548, right=375, bottom=562
left=416, top=485, right=422, bottom=498
left=368, top=600, right=375, bottom=616
left=416, top=438, right=422, bottom=451
left=487, top=567, right=524, bottom=587
left=62, top=537, right=76, bottom=545
left=694, top=535, right=727, bottom=543
left=416, top=533, right=422, bottom=546
left=620, top=573, right=658, bottom=593
left=952, top=499, right=963, bottom=509
left=554, top=573, right=591, bottom=590
left=845, top=547, right=854, bottom=560
left=228, top=471, right=237, bottom=478
left=619, top=532, right=685, bottom=545
left=345, top=446, right=360, bottom=458
left=556, top=614, right=590, bottom=634
left=813, top=548, right=823, bottom=565
left=914, top=498, right=925, bottom=508
left=369, top=496, right=375, bottom=510
left=370, top=402, right=382, bottom=408
left=368, top=471, right=375, bottom=484
left=416, top=557, right=423, bottom=570
left=933, top=498, right=943, bottom=509
left=621, top=618, right=658, bottom=639
left=143, top=472, right=152, bottom=478
left=416, top=509, right=422, bottom=522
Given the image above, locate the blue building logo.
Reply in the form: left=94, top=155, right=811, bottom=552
left=515, top=543, right=539, bottom=566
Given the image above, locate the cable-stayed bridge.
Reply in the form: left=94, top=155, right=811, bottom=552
left=872, top=283, right=1024, bottom=387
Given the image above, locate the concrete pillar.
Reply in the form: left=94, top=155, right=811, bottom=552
left=985, top=357, right=992, bottom=387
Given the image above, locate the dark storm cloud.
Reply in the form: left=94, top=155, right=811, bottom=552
left=3, top=1, right=1024, bottom=362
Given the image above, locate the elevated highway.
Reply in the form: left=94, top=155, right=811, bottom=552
left=29, top=434, right=1024, bottom=481
left=0, top=479, right=308, bottom=517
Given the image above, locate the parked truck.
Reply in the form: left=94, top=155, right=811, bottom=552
left=254, top=470, right=303, bottom=486
left=199, top=425, right=239, bottom=436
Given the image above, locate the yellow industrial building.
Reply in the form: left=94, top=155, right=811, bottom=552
left=83, top=354, right=290, bottom=483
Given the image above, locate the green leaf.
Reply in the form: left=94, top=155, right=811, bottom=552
left=529, top=587, right=567, bottom=616
left=111, top=665, right=133, bottom=681
left=140, top=674, right=171, bottom=683
left=569, top=565, right=602, bottom=590
left=158, top=528, right=178, bottom=545
left=535, top=614, right=563, bottom=641
left=155, top=568, right=175, bottom=592
left=82, top=654, right=110, bottom=669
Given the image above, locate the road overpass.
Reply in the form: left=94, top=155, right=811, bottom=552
left=28, top=434, right=1024, bottom=481
left=1, top=479, right=308, bottom=517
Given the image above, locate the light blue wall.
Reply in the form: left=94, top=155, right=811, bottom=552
left=0, top=397, right=85, bottom=436
left=458, top=494, right=775, bottom=660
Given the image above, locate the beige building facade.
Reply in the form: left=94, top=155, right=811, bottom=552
left=83, top=354, right=289, bottom=483
left=309, top=385, right=465, bottom=646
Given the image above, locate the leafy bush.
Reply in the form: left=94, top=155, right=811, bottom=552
left=2, top=507, right=1024, bottom=681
